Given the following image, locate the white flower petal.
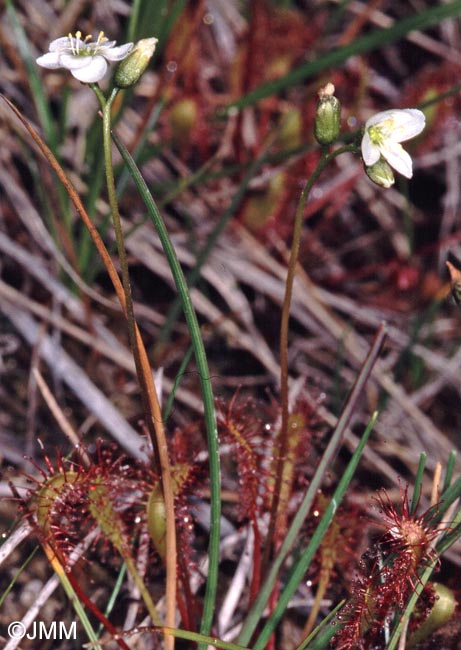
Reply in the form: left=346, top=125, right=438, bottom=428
left=48, top=37, right=73, bottom=52
left=36, top=52, right=62, bottom=69
left=103, top=42, right=134, bottom=61
left=365, top=109, right=396, bottom=129
left=365, top=109, right=425, bottom=142
left=70, top=56, right=108, bottom=82
left=59, top=54, right=95, bottom=70
left=361, top=132, right=380, bottom=166
left=379, top=140, right=413, bottom=178
left=37, top=33, right=134, bottom=83
left=386, top=109, right=425, bottom=142
left=99, top=40, right=117, bottom=49
left=362, top=107, right=425, bottom=181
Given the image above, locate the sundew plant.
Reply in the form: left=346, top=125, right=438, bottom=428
left=1, top=2, right=461, bottom=650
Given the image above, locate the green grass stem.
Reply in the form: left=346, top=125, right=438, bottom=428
left=227, top=3, right=461, bottom=110
left=410, top=453, right=426, bottom=515
left=238, top=324, right=387, bottom=646
left=158, top=144, right=273, bottom=344
left=112, top=131, right=221, bottom=643
left=253, top=411, right=379, bottom=650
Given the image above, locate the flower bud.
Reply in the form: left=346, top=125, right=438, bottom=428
left=365, top=157, right=395, bottom=188
left=114, top=37, right=158, bottom=88
left=314, top=82, right=341, bottom=146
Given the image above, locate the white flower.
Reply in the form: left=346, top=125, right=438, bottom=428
left=36, top=31, right=133, bottom=83
left=361, top=108, right=425, bottom=179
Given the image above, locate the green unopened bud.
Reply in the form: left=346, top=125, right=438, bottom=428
left=314, top=82, right=341, bottom=145
left=365, top=157, right=395, bottom=188
left=115, top=37, right=158, bottom=89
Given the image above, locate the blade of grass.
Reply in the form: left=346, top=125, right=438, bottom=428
left=161, top=627, right=249, bottom=650
left=112, top=131, right=221, bottom=643
left=442, top=450, right=457, bottom=492
left=158, top=142, right=274, bottom=344
left=430, top=473, right=461, bottom=523
left=126, top=0, right=144, bottom=42
left=227, top=2, right=461, bottom=110
left=126, top=0, right=186, bottom=44
left=2, top=96, right=177, bottom=640
left=296, top=600, right=345, bottom=650
left=163, top=343, right=194, bottom=422
left=0, top=545, right=38, bottom=609
left=237, top=323, right=387, bottom=646
left=5, top=0, right=72, bottom=237
left=96, top=563, right=127, bottom=638
left=410, top=452, right=426, bottom=515
left=5, top=0, right=57, bottom=148
left=253, top=411, right=379, bottom=650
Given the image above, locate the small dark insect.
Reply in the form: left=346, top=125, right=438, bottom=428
left=446, top=260, right=461, bottom=305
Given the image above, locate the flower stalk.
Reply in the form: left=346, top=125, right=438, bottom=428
left=4, top=91, right=176, bottom=644
left=269, top=143, right=357, bottom=560
left=92, top=83, right=177, bottom=646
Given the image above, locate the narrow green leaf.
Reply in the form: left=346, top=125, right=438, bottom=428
left=5, top=0, right=57, bottom=148
left=112, top=131, right=221, bottom=643
left=160, top=626, right=250, bottom=650
left=238, top=324, right=387, bottom=646
left=159, top=145, right=272, bottom=343
left=163, top=344, right=194, bottom=422
left=410, top=453, right=426, bottom=515
left=442, top=450, right=457, bottom=491
left=252, top=412, right=379, bottom=650
left=227, top=3, right=461, bottom=109
left=296, top=600, right=344, bottom=650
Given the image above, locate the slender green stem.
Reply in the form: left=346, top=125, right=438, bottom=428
left=295, top=600, right=345, bottom=650
left=269, top=143, right=358, bottom=558
left=111, top=132, right=221, bottom=645
left=56, top=565, right=103, bottom=650
left=227, top=2, right=461, bottom=110
left=163, top=344, right=194, bottom=422
left=158, top=142, right=272, bottom=344
left=410, top=453, right=426, bottom=515
left=92, top=84, right=177, bottom=645
left=253, top=412, right=379, bottom=650
left=443, top=450, right=457, bottom=492
left=95, top=83, right=165, bottom=462
left=100, top=88, right=138, bottom=350
left=238, top=324, right=386, bottom=646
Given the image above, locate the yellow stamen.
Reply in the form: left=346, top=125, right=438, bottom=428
left=68, top=32, right=76, bottom=55
left=75, top=31, right=82, bottom=54
left=97, top=31, right=108, bottom=45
